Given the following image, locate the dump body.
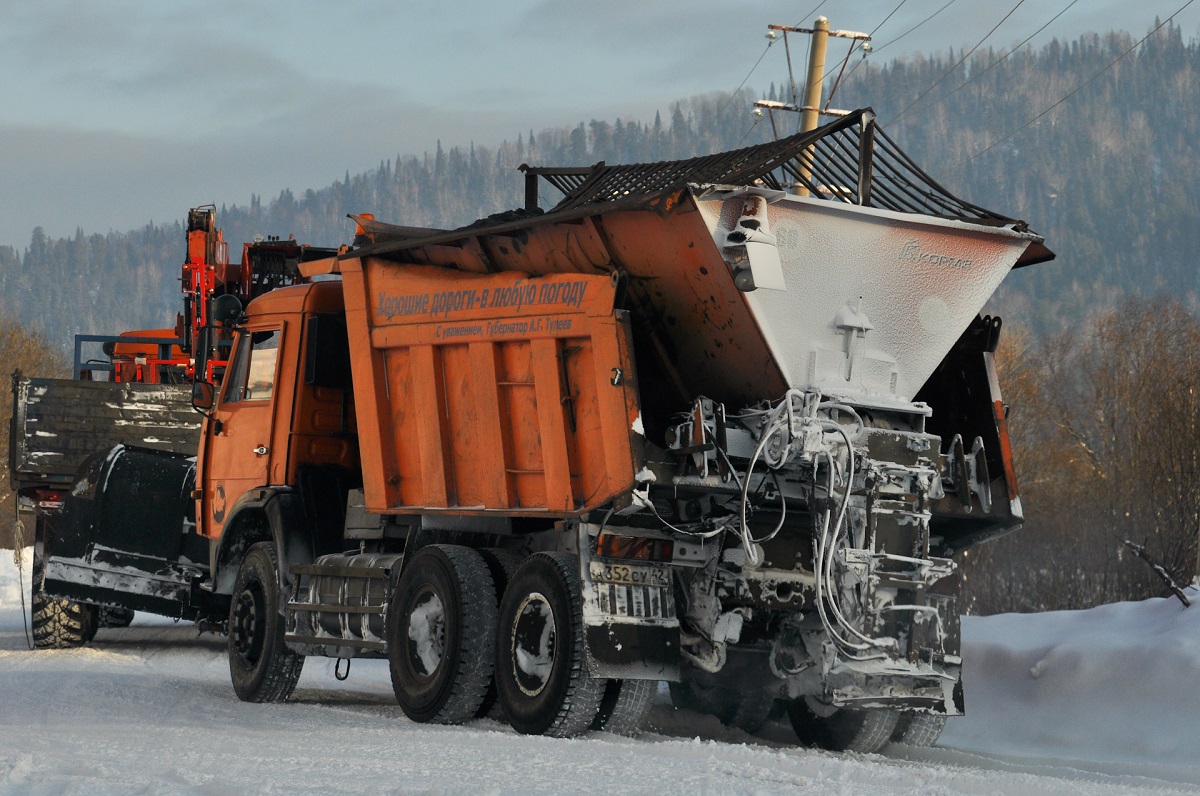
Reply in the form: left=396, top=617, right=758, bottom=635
left=331, top=262, right=643, bottom=516
left=359, top=187, right=1038, bottom=411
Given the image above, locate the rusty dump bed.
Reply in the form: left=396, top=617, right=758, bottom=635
left=304, top=109, right=1051, bottom=517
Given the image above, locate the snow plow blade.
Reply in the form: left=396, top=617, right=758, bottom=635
left=41, top=445, right=220, bottom=621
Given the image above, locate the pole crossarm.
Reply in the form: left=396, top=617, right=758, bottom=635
left=768, top=23, right=871, bottom=41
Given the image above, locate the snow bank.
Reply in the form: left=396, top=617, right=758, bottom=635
left=0, top=548, right=31, bottom=611
left=942, top=589, right=1200, bottom=767
left=2, top=548, right=1199, bottom=793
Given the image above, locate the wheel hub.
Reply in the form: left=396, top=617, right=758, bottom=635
left=232, top=585, right=264, bottom=664
left=510, top=592, right=556, bottom=697
left=406, top=588, right=446, bottom=678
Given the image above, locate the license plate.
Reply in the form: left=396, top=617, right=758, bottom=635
left=589, top=561, right=670, bottom=587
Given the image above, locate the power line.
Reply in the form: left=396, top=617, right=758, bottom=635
left=824, top=0, right=910, bottom=106
left=887, top=0, right=1030, bottom=126
left=735, top=115, right=765, bottom=149
left=871, top=0, right=960, bottom=56
left=795, top=1, right=829, bottom=27
left=828, top=0, right=957, bottom=106
left=935, top=0, right=1083, bottom=105
left=717, top=39, right=776, bottom=119
left=869, top=0, right=910, bottom=38
left=951, top=0, right=1198, bottom=172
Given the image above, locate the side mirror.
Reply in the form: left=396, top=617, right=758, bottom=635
left=210, top=294, right=244, bottom=327
left=191, top=380, right=216, bottom=413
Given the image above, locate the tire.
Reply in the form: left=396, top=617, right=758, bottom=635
left=30, top=545, right=96, bottom=650
left=98, top=606, right=135, bottom=628
left=228, top=542, right=304, bottom=703
left=479, top=547, right=523, bottom=593
left=668, top=678, right=774, bottom=734
left=787, top=700, right=900, bottom=754
left=890, top=713, right=946, bottom=747
left=82, top=608, right=99, bottom=643
left=32, top=592, right=97, bottom=649
left=495, top=552, right=605, bottom=737
left=475, top=547, right=524, bottom=720
left=389, top=545, right=497, bottom=724
left=592, top=679, right=657, bottom=736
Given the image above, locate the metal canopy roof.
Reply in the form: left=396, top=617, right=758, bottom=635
left=351, top=108, right=1053, bottom=267
left=524, top=109, right=1017, bottom=225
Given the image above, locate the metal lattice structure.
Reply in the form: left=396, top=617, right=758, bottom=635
left=521, top=108, right=1020, bottom=228
left=353, top=107, right=1049, bottom=269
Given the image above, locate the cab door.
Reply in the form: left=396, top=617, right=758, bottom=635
left=199, top=322, right=285, bottom=539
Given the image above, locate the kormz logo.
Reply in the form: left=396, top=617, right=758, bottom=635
left=899, top=239, right=973, bottom=271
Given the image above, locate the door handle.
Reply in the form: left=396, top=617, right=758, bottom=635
left=253, top=445, right=269, bottom=456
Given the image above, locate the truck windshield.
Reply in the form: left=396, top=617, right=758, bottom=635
left=222, top=328, right=281, bottom=403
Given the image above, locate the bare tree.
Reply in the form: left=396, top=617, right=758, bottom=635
left=963, top=298, right=1200, bottom=613
left=0, top=318, right=66, bottom=549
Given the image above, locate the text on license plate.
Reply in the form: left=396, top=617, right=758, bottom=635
left=589, top=561, right=670, bottom=587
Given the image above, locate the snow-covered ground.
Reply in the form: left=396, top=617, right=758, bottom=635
left=2, top=546, right=1198, bottom=795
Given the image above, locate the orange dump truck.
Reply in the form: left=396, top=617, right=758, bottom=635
left=37, top=110, right=1052, bottom=751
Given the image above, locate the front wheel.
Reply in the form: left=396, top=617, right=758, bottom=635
left=228, top=542, right=304, bottom=702
left=388, top=545, right=497, bottom=724
left=30, top=542, right=96, bottom=649
left=495, top=553, right=605, bottom=737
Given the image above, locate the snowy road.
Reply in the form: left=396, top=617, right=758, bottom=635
left=2, top=551, right=1198, bottom=795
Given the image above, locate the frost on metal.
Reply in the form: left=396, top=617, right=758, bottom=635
left=695, top=189, right=1034, bottom=403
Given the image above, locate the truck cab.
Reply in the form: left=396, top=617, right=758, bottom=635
left=195, top=279, right=361, bottom=594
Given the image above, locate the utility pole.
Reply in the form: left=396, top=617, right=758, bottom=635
left=799, top=17, right=831, bottom=137
left=754, top=18, right=871, bottom=195
left=755, top=20, right=871, bottom=125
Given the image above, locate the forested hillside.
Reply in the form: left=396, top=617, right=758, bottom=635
left=3, top=25, right=1197, bottom=347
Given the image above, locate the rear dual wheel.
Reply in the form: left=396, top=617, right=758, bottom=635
left=593, top=678, right=656, bottom=736
left=389, top=545, right=497, bottom=724
left=495, top=552, right=605, bottom=737
left=787, top=698, right=946, bottom=752
left=475, top=548, right=523, bottom=720
left=891, top=713, right=946, bottom=747
left=787, top=699, right=900, bottom=754
left=97, top=606, right=135, bottom=628
left=391, top=547, right=651, bottom=737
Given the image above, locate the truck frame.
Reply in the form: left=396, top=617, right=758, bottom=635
left=22, top=109, right=1052, bottom=751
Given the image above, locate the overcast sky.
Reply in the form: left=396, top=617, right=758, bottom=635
left=2, top=0, right=1195, bottom=248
